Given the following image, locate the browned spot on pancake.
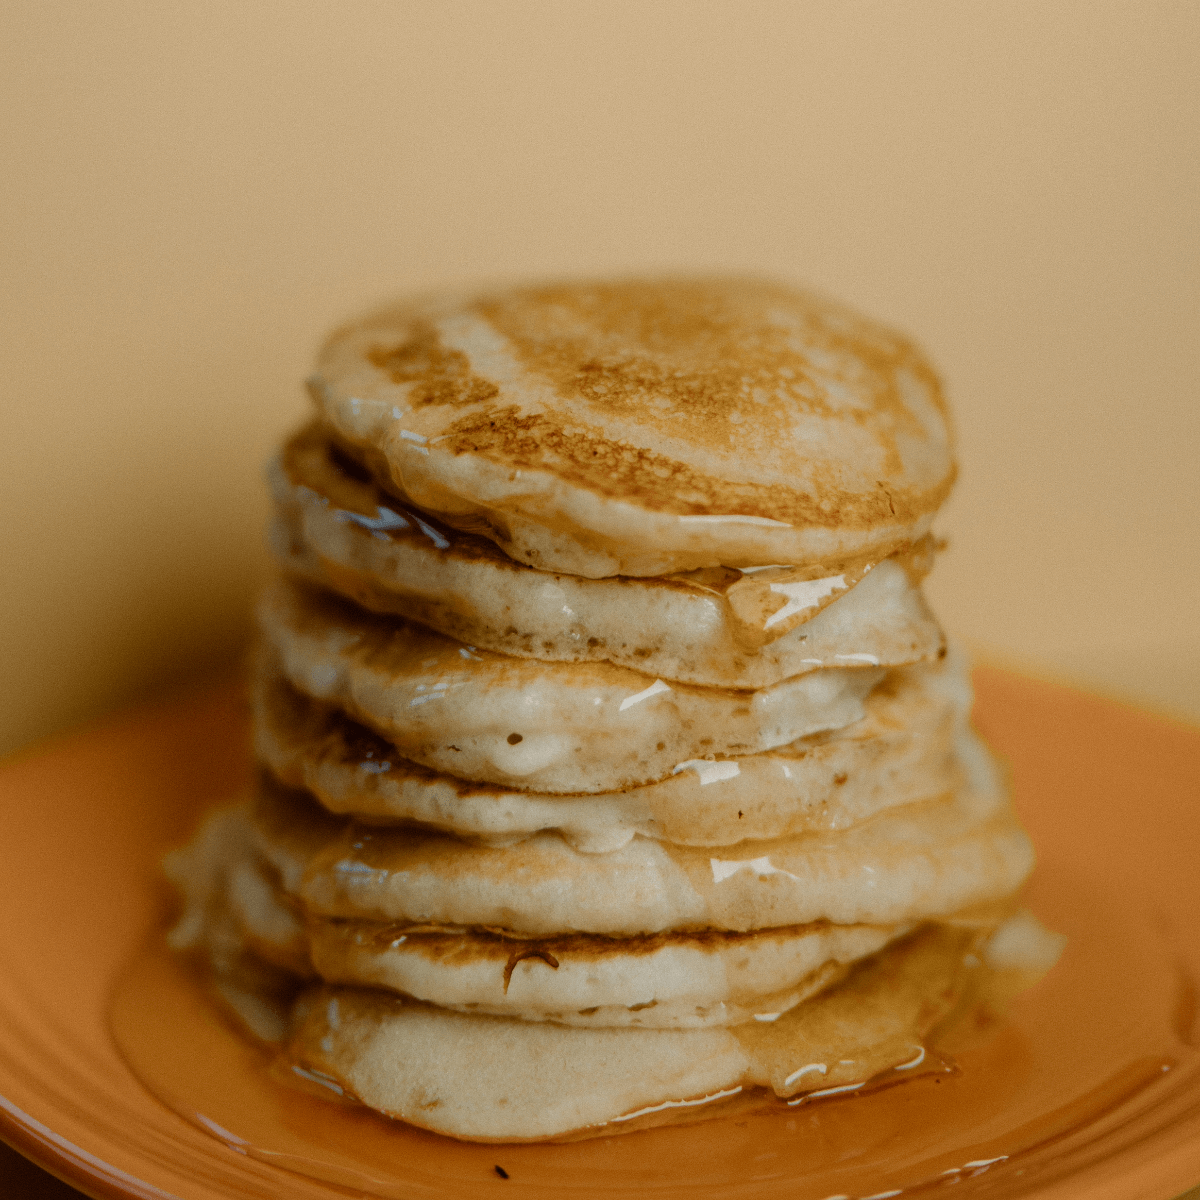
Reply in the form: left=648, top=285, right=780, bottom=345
left=455, top=278, right=955, bottom=514
left=316, top=280, right=958, bottom=538
left=502, top=948, right=560, bottom=993
left=439, top=406, right=951, bottom=529
left=368, top=319, right=499, bottom=408
left=478, top=279, right=924, bottom=432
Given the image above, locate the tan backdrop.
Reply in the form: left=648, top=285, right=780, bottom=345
left=2, top=0, right=1197, bottom=757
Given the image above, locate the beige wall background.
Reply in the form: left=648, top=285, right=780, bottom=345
left=2, top=0, right=1197, bottom=757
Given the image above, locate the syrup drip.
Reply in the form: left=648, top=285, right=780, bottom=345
left=110, top=874, right=1199, bottom=1199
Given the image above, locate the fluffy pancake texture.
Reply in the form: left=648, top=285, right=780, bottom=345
left=245, top=751, right=1031, bottom=936
left=164, top=276, right=1061, bottom=1143
left=258, top=577, right=884, bottom=792
left=251, top=656, right=969, bottom=852
left=306, top=921, right=882, bottom=1029
left=309, top=278, right=956, bottom=577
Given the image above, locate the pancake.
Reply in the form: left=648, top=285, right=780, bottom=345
left=283, top=919, right=1062, bottom=1141
left=247, top=738, right=1033, bottom=936
left=252, top=654, right=969, bottom=851
left=306, top=920, right=897, bottom=1029
left=308, top=278, right=956, bottom=578
left=201, top=928, right=300, bottom=1047
left=177, top=812, right=1016, bottom=1037
left=269, top=423, right=945, bottom=687
left=174, top=887, right=1061, bottom=1141
left=170, top=808, right=911, bottom=1029
left=164, top=803, right=246, bottom=956
left=258, top=577, right=884, bottom=793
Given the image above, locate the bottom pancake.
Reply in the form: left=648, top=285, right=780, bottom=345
left=168, top=825, right=1064, bottom=1141
left=281, top=917, right=1062, bottom=1142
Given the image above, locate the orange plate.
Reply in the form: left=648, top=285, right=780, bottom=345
left=0, top=670, right=1198, bottom=1200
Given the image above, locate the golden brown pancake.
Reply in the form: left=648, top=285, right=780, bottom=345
left=304, top=919, right=887, bottom=1029
left=167, top=836, right=1061, bottom=1142
left=308, top=278, right=956, bottom=577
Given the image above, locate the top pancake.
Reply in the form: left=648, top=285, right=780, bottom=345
left=310, top=278, right=956, bottom=577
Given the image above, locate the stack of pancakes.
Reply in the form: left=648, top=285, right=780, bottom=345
left=167, top=279, right=1062, bottom=1142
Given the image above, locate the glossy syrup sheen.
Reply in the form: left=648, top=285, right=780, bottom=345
left=103, top=671, right=1200, bottom=1199
left=109, top=877, right=1197, bottom=1199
